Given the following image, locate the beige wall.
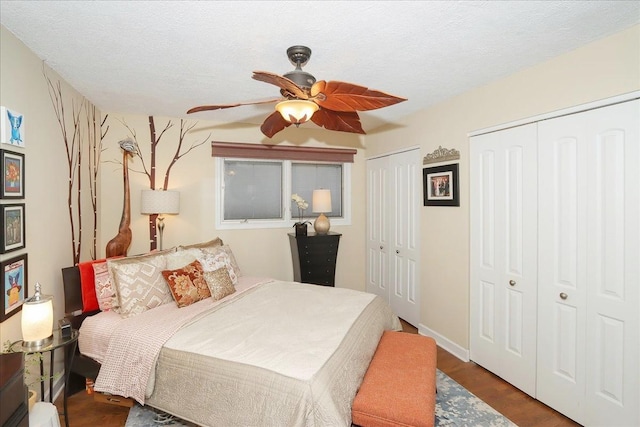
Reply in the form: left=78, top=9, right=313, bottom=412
left=366, top=25, right=640, bottom=349
left=0, top=27, right=95, bottom=356
left=98, top=115, right=368, bottom=290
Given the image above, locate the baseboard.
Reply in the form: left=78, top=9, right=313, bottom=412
left=418, top=324, right=470, bottom=362
left=49, top=376, right=64, bottom=403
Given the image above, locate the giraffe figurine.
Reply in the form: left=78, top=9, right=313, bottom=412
left=105, top=139, right=137, bottom=257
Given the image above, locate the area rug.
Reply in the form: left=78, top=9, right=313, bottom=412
left=125, top=370, right=517, bottom=426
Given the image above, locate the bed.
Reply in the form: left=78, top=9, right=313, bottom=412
left=62, top=242, right=401, bottom=427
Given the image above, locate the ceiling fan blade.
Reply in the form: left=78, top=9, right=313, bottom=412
left=260, top=111, right=292, bottom=138
left=311, top=80, right=407, bottom=112
left=252, top=71, right=308, bottom=99
left=187, top=97, right=282, bottom=114
left=311, top=108, right=365, bottom=134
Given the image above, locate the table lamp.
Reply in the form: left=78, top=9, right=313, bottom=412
left=21, top=282, right=54, bottom=348
left=141, top=189, right=180, bottom=250
left=312, top=189, right=332, bottom=235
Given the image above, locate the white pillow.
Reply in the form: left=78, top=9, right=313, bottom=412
left=107, top=251, right=174, bottom=318
left=195, top=249, right=239, bottom=285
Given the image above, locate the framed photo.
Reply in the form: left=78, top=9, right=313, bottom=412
left=423, top=163, right=459, bottom=207
left=1, top=150, right=25, bottom=199
left=0, top=254, right=28, bottom=322
left=1, top=204, right=25, bottom=253
left=0, top=106, right=25, bottom=148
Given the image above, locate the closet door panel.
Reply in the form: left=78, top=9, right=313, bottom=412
left=471, top=144, right=503, bottom=375
left=388, top=150, right=421, bottom=327
left=583, top=100, right=639, bottom=427
left=538, top=116, right=589, bottom=425
left=366, top=157, right=388, bottom=298
left=470, top=123, right=537, bottom=397
left=538, top=99, right=639, bottom=426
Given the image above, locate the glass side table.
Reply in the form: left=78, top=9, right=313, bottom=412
left=9, top=328, right=79, bottom=427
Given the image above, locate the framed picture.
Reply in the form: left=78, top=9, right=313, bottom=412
left=423, top=163, right=459, bottom=206
left=1, top=204, right=25, bottom=253
left=0, top=106, right=25, bottom=148
left=0, top=254, right=28, bottom=322
left=1, top=150, right=25, bottom=199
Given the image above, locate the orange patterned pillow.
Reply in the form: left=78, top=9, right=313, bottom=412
left=162, top=260, right=211, bottom=308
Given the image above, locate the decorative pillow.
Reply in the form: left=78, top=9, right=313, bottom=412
left=179, top=238, right=224, bottom=252
left=162, top=260, right=211, bottom=308
left=78, top=259, right=104, bottom=312
left=93, top=261, right=117, bottom=311
left=204, top=267, right=236, bottom=301
left=196, top=249, right=239, bottom=284
left=165, top=248, right=201, bottom=270
left=216, top=245, right=242, bottom=277
left=107, top=250, right=174, bottom=318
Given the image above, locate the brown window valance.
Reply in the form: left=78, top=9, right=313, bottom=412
left=211, top=141, right=356, bottom=163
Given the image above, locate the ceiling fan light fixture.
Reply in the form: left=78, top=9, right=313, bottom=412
left=275, top=99, right=319, bottom=125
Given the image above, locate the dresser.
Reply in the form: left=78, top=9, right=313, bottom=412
left=289, top=232, right=341, bottom=286
left=0, top=352, right=28, bottom=427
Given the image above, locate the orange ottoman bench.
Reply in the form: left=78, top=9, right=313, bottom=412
left=352, top=331, right=437, bottom=427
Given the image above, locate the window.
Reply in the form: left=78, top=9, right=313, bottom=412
left=291, top=163, right=342, bottom=218
left=216, top=158, right=351, bottom=229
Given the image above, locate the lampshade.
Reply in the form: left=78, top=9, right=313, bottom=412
left=312, top=189, right=332, bottom=213
left=21, top=282, right=53, bottom=348
left=275, top=100, right=319, bottom=125
left=141, top=190, right=180, bottom=215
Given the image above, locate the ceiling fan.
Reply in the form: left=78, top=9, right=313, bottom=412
left=187, top=46, right=407, bottom=138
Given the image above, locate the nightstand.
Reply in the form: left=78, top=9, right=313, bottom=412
left=289, top=232, right=341, bottom=286
left=9, top=329, right=79, bottom=427
left=0, top=352, right=28, bottom=427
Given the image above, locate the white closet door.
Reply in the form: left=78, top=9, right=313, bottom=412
left=537, top=99, right=639, bottom=426
left=366, top=150, right=421, bottom=326
left=388, top=150, right=420, bottom=327
left=366, top=156, right=389, bottom=300
left=470, top=123, right=538, bottom=396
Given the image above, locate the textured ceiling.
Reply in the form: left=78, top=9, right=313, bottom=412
left=1, top=1, right=638, bottom=132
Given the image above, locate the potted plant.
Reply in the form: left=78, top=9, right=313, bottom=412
left=291, top=194, right=311, bottom=236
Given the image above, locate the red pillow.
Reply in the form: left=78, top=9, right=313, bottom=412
left=77, top=257, right=121, bottom=313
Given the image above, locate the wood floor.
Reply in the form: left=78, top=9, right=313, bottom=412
left=54, top=321, right=580, bottom=427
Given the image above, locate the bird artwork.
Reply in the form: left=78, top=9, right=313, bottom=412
left=105, top=139, right=137, bottom=257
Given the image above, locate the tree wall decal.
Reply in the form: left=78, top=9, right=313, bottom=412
left=45, top=71, right=106, bottom=263
left=119, top=116, right=209, bottom=251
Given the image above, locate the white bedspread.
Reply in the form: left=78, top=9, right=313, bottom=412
left=89, top=277, right=271, bottom=402
left=84, top=278, right=402, bottom=426
left=164, top=280, right=376, bottom=380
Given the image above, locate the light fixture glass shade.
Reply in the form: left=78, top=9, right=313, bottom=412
left=312, top=189, right=332, bottom=235
left=275, top=100, right=319, bottom=124
left=21, top=282, right=54, bottom=348
left=140, top=190, right=180, bottom=215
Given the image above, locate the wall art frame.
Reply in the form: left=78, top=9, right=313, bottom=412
left=1, top=203, right=25, bottom=253
left=0, top=253, right=28, bottom=322
left=1, top=149, right=25, bottom=199
left=0, top=106, right=25, bottom=148
left=423, top=163, right=459, bottom=207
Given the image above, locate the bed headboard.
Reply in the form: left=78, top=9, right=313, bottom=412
left=61, top=265, right=102, bottom=394
left=61, top=265, right=99, bottom=330
left=62, top=266, right=82, bottom=315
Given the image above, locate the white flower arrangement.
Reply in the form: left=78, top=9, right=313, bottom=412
left=291, top=194, right=309, bottom=223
